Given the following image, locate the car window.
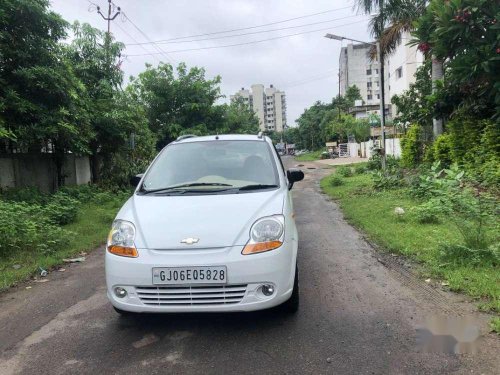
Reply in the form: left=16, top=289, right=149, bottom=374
left=142, top=140, right=279, bottom=191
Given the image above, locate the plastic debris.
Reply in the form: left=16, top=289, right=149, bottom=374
left=63, top=257, right=86, bottom=263
left=26, top=286, right=32, bottom=290
left=394, top=207, right=405, bottom=216
left=39, top=267, right=48, bottom=277
left=12, top=264, right=21, bottom=270
left=58, top=268, right=66, bottom=272
left=425, top=278, right=431, bottom=283
left=441, top=281, right=449, bottom=286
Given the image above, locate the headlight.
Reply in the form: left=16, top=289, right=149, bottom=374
left=107, top=220, right=138, bottom=258
left=242, top=215, right=284, bottom=255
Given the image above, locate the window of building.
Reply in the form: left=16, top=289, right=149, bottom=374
left=375, top=69, right=379, bottom=74
left=376, top=81, right=380, bottom=87
left=367, top=82, right=372, bottom=88
left=367, top=95, right=373, bottom=100
left=366, top=69, right=372, bottom=75
left=396, top=67, right=403, bottom=79
left=376, top=94, right=380, bottom=99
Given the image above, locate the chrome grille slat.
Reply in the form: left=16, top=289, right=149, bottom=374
left=136, top=284, right=247, bottom=306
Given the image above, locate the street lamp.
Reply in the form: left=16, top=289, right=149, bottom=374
left=324, top=33, right=386, bottom=169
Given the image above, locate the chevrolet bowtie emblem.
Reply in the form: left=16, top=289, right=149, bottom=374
left=180, top=238, right=199, bottom=245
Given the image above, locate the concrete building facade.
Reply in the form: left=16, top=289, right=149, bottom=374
left=231, top=84, right=287, bottom=132
left=339, top=33, right=424, bottom=122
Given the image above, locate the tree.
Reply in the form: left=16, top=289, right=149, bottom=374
left=65, top=22, right=125, bottom=182
left=220, top=97, right=259, bottom=135
left=324, top=114, right=370, bottom=143
left=0, top=0, right=93, bottom=186
left=129, top=63, right=223, bottom=147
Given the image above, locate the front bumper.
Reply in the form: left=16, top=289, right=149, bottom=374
left=105, top=241, right=297, bottom=313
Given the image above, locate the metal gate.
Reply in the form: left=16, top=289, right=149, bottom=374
left=339, top=143, right=349, bottom=158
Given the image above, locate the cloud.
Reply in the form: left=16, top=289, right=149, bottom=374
left=51, top=0, right=370, bottom=126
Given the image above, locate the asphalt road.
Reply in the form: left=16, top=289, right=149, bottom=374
left=1, top=157, right=498, bottom=375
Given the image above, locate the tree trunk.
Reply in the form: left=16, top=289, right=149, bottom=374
left=431, top=55, right=444, bottom=138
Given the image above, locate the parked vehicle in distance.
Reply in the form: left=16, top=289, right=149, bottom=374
left=106, top=134, right=304, bottom=314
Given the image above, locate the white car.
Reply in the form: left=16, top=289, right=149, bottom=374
left=105, top=134, right=304, bottom=314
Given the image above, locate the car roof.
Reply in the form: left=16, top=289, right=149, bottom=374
left=173, top=134, right=270, bottom=144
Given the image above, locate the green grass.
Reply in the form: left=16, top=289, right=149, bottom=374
left=490, top=317, right=500, bottom=334
left=0, top=198, right=125, bottom=291
left=295, top=150, right=324, bottom=161
left=320, top=173, right=500, bottom=314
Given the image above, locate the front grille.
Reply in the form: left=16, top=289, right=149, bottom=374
left=136, top=284, right=247, bottom=306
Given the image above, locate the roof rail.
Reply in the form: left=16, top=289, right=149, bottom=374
left=257, top=131, right=263, bottom=139
left=175, top=134, right=197, bottom=141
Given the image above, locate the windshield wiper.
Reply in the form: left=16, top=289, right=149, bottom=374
left=238, top=184, right=278, bottom=191
left=141, top=182, right=233, bottom=195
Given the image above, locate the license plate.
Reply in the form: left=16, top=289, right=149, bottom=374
left=152, top=266, right=227, bottom=285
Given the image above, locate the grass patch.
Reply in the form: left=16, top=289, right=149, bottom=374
left=320, top=173, right=500, bottom=314
left=490, top=317, right=500, bottom=334
left=295, top=150, right=324, bottom=161
left=0, top=198, right=125, bottom=291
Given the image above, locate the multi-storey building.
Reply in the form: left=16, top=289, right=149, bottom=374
left=339, top=34, right=424, bottom=121
left=230, top=84, right=287, bottom=132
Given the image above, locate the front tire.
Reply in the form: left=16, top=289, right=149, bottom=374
left=280, top=265, right=299, bottom=313
left=113, top=306, right=135, bottom=317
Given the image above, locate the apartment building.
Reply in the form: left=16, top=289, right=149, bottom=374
left=230, top=84, right=287, bottom=132
left=339, top=33, right=423, bottom=121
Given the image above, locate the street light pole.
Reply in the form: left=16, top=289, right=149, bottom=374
left=325, top=33, right=387, bottom=169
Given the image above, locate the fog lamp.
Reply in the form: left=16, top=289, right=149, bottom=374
left=114, top=287, right=127, bottom=298
left=262, top=284, right=275, bottom=296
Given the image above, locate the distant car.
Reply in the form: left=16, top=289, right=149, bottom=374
left=106, top=134, right=304, bottom=314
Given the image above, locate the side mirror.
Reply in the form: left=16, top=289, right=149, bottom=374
left=130, top=173, right=144, bottom=187
left=287, top=169, right=304, bottom=190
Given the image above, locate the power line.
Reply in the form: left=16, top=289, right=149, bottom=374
left=127, top=14, right=365, bottom=46
left=127, top=19, right=368, bottom=57
left=140, top=5, right=353, bottom=44
left=113, top=21, right=160, bottom=63
left=119, top=9, right=175, bottom=64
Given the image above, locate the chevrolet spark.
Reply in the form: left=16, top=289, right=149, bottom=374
left=105, top=134, right=304, bottom=314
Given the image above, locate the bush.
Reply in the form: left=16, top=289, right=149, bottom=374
left=0, top=186, right=48, bottom=205
left=439, top=242, right=499, bottom=267
left=329, top=175, right=344, bottom=187
left=401, top=124, right=424, bottom=168
left=354, top=163, right=368, bottom=175
left=410, top=200, right=441, bottom=224
left=44, top=192, right=80, bottom=225
left=372, top=167, right=405, bottom=190
left=336, top=166, right=353, bottom=177
left=0, top=201, right=71, bottom=257
left=430, top=133, right=453, bottom=167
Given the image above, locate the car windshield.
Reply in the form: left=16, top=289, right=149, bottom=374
left=141, top=140, right=279, bottom=193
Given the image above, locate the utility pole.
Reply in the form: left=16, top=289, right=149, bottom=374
left=96, top=0, right=121, bottom=72
left=377, top=41, right=386, bottom=170
left=97, top=0, right=121, bottom=35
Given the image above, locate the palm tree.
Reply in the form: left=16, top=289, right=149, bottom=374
left=356, top=0, right=444, bottom=138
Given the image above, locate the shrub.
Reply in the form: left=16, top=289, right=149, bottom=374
left=44, top=192, right=80, bottom=225
left=336, top=166, right=353, bottom=177
left=372, top=167, right=405, bottom=190
left=0, top=186, right=48, bottom=205
left=329, top=175, right=344, bottom=186
left=0, top=201, right=71, bottom=257
left=431, top=133, right=453, bottom=167
left=401, top=124, right=424, bottom=168
left=354, top=163, right=368, bottom=174
left=439, top=242, right=499, bottom=267
left=410, top=200, right=441, bottom=224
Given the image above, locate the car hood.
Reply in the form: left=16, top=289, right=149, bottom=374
left=116, top=189, right=285, bottom=249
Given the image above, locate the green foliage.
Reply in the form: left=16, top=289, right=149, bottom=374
left=324, top=114, right=371, bottom=144
left=490, top=317, right=500, bottom=335
left=410, top=200, right=441, bottom=224
left=329, top=175, right=344, bottom=187
left=0, top=200, right=71, bottom=257
left=336, top=166, right=353, bottom=178
left=222, top=97, right=260, bottom=134
left=354, top=163, right=369, bottom=175
left=426, top=133, right=454, bottom=166
left=401, top=124, right=424, bottom=167
left=372, top=167, right=405, bottom=190
left=44, top=192, right=79, bottom=225
left=439, top=242, right=499, bottom=267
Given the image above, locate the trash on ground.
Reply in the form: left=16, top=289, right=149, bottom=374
left=12, top=264, right=21, bottom=270
left=39, top=267, right=48, bottom=277
left=441, top=281, right=449, bottom=286
left=58, top=268, right=66, bottom=272
left=63, top=257, right=86, bottom=263
left=25, top=286, right=32, bottom=290
left=35, top=279, right=49, bottom=283
left=425, top=278, right=431, bottom=283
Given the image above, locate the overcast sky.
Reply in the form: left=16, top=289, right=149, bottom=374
left=51, top=0, right=371, bottom=126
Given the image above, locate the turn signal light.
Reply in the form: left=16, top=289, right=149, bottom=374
left=108, top=245, right=138, bottom=258
left=242, top=241, right=282, bottom=255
